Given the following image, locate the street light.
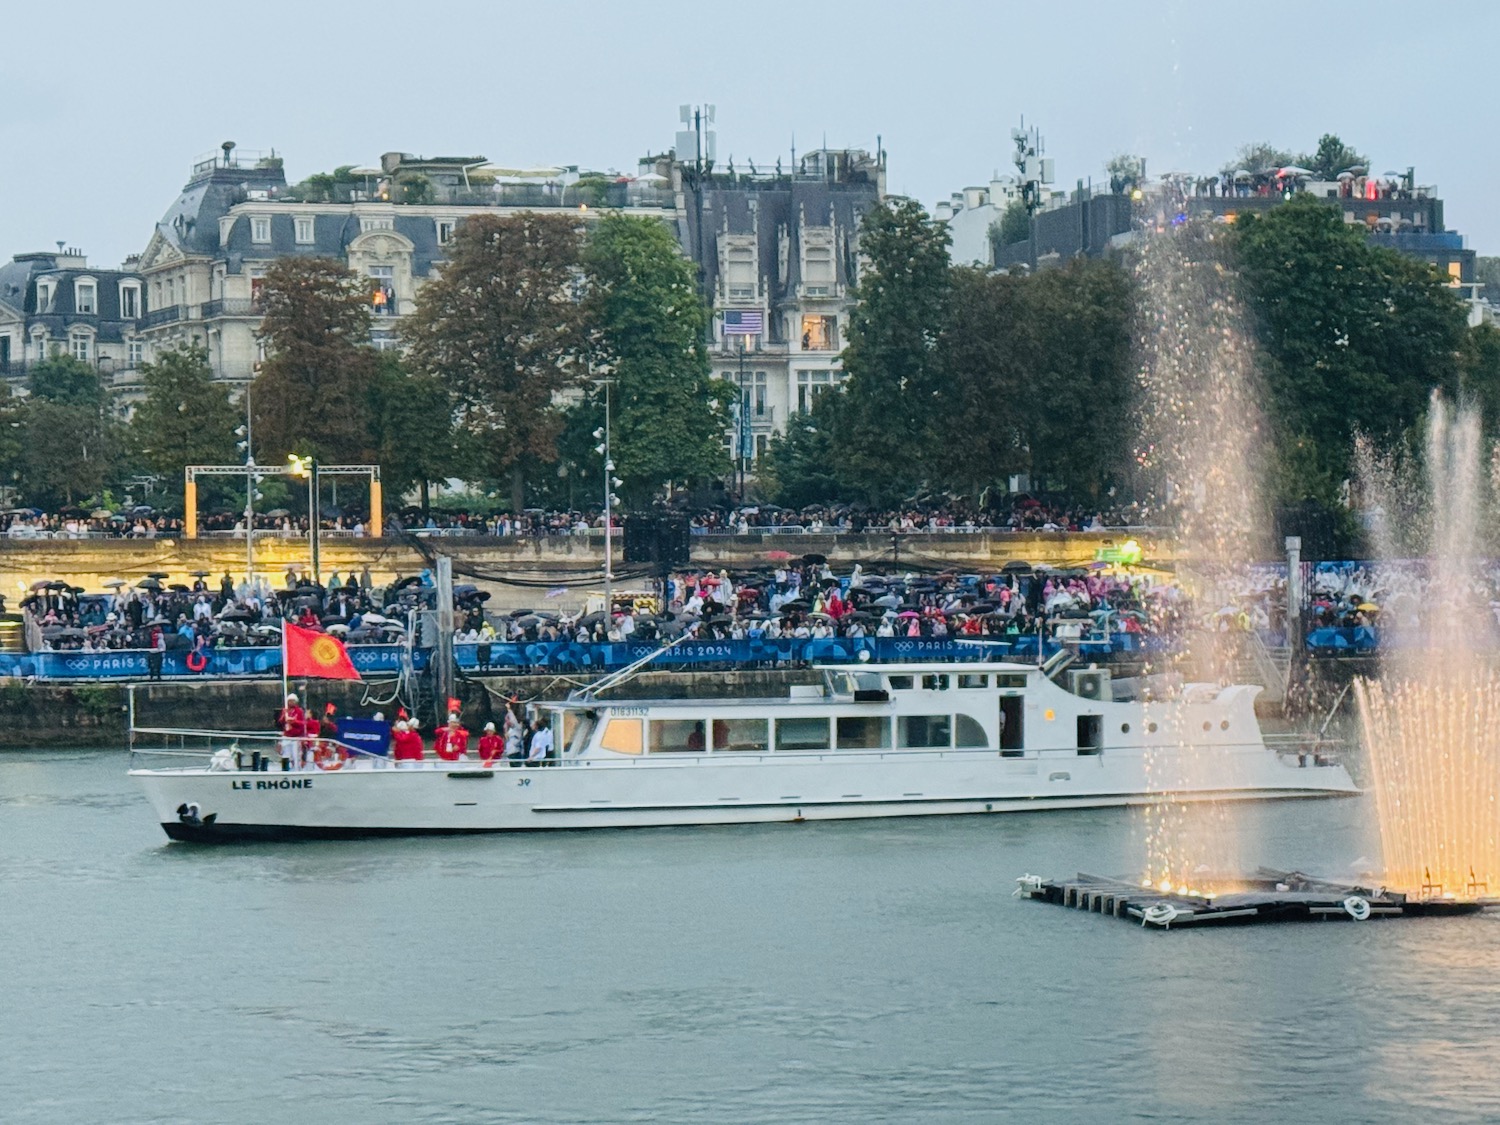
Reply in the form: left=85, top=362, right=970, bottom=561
left=288, top=453, right=319, bottom=584
left=592, top=378, right=616, bottom=615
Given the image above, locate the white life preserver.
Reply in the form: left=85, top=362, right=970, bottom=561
left=1142, top=902, right=1179, bottom=928
left=1343, top=895, right=1372, bottom=921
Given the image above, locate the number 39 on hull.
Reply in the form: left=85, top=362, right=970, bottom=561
left=130, top=662, right=1358, bottom=842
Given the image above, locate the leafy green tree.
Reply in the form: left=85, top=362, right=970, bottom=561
left=1221, top=142, right=1294, bottom=175
left=1460, top=322, right=1500, bottom=439
left=1234, top=194, right=1466, bottom=502
left=833, top=198, right=952, bottom=505
left=366, top=354, right=465, bottom=511
left=250, top=256, right=379, bottom=465
left=761, top=402, right=844, bottom=509
left=583, top=212, right=728, bottom=504
left=405, top=212, right=588, bottom=512
left=130, top=346, right=239, bottom=503
left=0, top=383, right=26, bottom=498
left=1299, top=134, right=1367, bottom=180
left=16, top=356, right=122, bottom=508
left=992, top=199, right=1030, bottom=248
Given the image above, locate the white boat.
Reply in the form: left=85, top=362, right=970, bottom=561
left=130, top=662, right=1357, bottom=841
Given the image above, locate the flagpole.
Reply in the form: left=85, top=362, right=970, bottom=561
left=281, top=619, right=289, bottom=707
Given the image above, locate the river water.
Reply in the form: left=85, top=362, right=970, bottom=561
left=3, top=749, right=1498, bottom=1124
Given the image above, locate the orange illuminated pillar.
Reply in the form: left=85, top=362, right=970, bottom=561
left=184, top=476, right=198, bottom=539
left=369, top=476, right=382, bottom=538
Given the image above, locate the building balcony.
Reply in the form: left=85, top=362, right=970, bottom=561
left=140, top=305, right=183, bottom=328
left=201, top=298, right=260, bottom=318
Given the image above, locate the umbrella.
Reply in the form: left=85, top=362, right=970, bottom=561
left=803, top=553, right=827, bottom=565
left=1002, top=561, right=1033, bottom=573
left=101, top=579, right=126, bottom=589
left=135, top=578, right=162, bottom=590
left=146, top=571, right=170, bottom=580
left=168, top=584, right=190, bottom=592
left=764, top=550, right=793, bottom=561
left=1357, top=602, right=1380, bottom=613
left=1336, top=170, right=1356, bottom=181
left=189, top=570, right=211, bottom=578
left=220, top=609, right=256, bottom=622
left=1277, top=165, right=1314, bottom=177
left=90, top=508, right=112, bottom=519
left=898, top=610, right=920, bottom=619
left=265, top=508, right=291, bottom=518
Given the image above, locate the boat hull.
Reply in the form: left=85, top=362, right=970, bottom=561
left=134, top=750, right=1358, bottom=842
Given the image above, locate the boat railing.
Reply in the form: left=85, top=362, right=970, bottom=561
left=1263, top=731, right=1348, bottom=767
left=128, top=726, right=390, bottom=771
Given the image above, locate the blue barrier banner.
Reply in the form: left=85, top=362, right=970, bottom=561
left=3, top=633, right=1162, bottom=681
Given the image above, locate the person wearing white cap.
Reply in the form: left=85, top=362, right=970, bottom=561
left=277, top=692, right=306, bottom=770
left=478, top=721, right=502, bottom=766
left=434, top=713, right=469, bottom=762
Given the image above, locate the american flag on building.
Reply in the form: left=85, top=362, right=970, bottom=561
left=722, top=309, right=764, bottom=335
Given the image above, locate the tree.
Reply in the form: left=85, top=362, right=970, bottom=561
left=130, top=346, right=239, bottom=503
left=250, top=257, right=379, bottom=465
left=1221, top=142, right=1294, bottom=175
left=1300, top=133, right=1367, bottom=180
left=761, top=400, right=844, bottom=509
left=16, top=356, right=122, bottom=508
left=583, top=212, right=728, bottom=504
left=832, top=198, right=952, bottom=505
left=366, top=354, right=464, bottom=511
left=405, top=212, right=587, bottom=511
left=992, top=199, right=1030, bottom=248
left=1234, top=194, right=1466, bottom=502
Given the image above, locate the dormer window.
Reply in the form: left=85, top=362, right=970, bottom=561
left=295, top=217, right=315, bottom=244
left=251, top=216, right=271, bottom=243
left=75, top=280, right=97, bottom=315
left=36, top=282, right=52, bottom=312
left=436, top=219, right=456, bottom=245
left=119, top=282, right=140, bottom=319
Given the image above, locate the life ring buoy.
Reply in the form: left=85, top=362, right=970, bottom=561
left=313, top=742, right=347, bottom=771
left=1343, top=895, right=1372, bottom=921
left=185, top=651, right=209, bottom=672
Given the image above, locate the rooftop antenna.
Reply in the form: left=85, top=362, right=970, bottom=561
left=56, top=241, right=65, bottom=253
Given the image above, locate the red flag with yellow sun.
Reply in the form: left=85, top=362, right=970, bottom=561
left=283, top=622, right=362, bottom=680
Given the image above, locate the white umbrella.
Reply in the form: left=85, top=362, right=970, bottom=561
left=1278, top=165, right=1314, bottom=178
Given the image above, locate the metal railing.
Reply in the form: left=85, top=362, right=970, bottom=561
left=140, top=305, right=183, bottom=328
left=200, top=298, right=259, bottom=318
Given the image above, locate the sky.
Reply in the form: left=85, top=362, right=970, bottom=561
left=6, top=0, right=1498, bottom=267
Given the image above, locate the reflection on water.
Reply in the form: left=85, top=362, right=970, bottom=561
left=3, top=751, right=1498, bottom=1124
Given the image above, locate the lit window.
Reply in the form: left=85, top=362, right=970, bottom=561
left=295, top=217, right=315, bottom=244
left=800, top=315, right=836, bottom=351
left=251, top=217, right=271, bottom=243
left=75, top=281, right=96, bottom=314
left=368, top=265, right=395, bottom=316
left=70, top=332, right=91, bottom=362
left=119, top=284, right=140, bottom=319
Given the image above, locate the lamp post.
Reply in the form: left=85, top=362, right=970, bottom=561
left=237, top=381, right=255, bottom=585
left=593, top=379, right=619, bottom=616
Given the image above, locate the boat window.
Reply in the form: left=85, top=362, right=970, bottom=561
left=834, top=672, right=883, bottom=695
left=921, top=673, right=949, bottom=691
left=955, top=714, right=988, bottom=748
left=566, top=713, right=596, bottom=755
left=1077, top=715, right=1103, bottom=755
left=776, top=717, right=830, bottom=751
left=957, top=674, right=988, bottom=689
left=650, top=719, right=706, bottom=753
left=887, top=675, right=914, bottom=690
left=599, top=718, right=643, bottom=755
left=898, top=714, right=951, bottom=748
left=836, top=715, right=890, bottom=750
left=996, top=674, right=1028, bottom=690
left=713, top=717, right=769, bottom=752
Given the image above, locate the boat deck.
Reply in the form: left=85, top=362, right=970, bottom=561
left=1015, top=868, right=1496, bottom=928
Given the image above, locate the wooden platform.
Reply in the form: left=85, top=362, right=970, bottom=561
left=1015, top=868, right=1496, bottom=929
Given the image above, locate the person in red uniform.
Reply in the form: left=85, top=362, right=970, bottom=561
left=277, top=692, right=306, bottom=770
left=391, top=720, right=425, bottom=767
left=478, top=721, right=503, bottom=766
left=433, top=713, right=470, bottom=761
